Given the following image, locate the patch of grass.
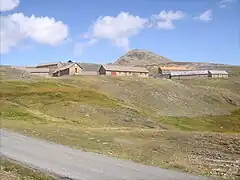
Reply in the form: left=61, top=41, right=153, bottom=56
left=0, top=158, right=54, bottom=180
left=160, top=109, right=240, bottom=133
left=0, top=100, right=46, bottom=123
left=0, top=80, right=121, bottom=108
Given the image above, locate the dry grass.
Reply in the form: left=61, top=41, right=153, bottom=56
left=58, top=75, right=240, bottom=117
left=0, top=158, right=54, bottom=180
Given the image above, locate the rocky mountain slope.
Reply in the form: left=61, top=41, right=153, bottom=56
left=114, top=49, right=173, bottom=66
left=114, top=50, right=238, bottom=75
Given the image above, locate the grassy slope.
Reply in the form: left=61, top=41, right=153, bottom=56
left=0, top=73, right=240, bottom=179
left=58, top=75, right=240, bottom=118
left=0, top=158, right=54, bottom=180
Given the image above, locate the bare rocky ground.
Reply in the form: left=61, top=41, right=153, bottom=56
left=114, top=49, right=173, bottom=66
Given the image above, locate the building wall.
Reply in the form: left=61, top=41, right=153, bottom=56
left=59, top=68, right=70, bottom=76
left=81, top=71, right=98, bottom=75
left=171, top=74, right=208, bottom=79
left=99, top=66, right=106, bottom=75
left=31, top=72, right=50, bottom=77
left=223, top=74, right=228, bottom=78
left=53, top=64, right=83, bottom=77
left=105, top=70, right=148, bottom=77
left=209, top=74, right=228, bottom=78
left=106, top=71, right=111, bottom=75
left=69, top=64, right=82, bottom=75
left=37, top=65, right=58, bottom=75
left=52, top=72, right=59, bottom=77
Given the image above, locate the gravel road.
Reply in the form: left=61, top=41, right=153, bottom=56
left=0, top=129, right=207, bottom=180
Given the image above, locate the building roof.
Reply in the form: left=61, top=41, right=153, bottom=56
left=101, top=65, right=149, bottom=73
left=37, top=62, right=63, bottom=67
left=15, top=67, right=50, bottom=73
left=79, top=63, right=101, bottom=71
left=53, top=63, right=82, bottom=73
left=159, top=66, right=193, bottom=71
left=170, top=70, right=209, bottom=76
left=81, top=71, right=99, bottom=75
left=208, top=70, right=228, bottom=75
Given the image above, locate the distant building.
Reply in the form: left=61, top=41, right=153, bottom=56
left=36, top=62, right=64, bottom=74
left=52, top=63, right=83, bottom=77
left=99, top=65, right=149, bottom=77
left=170, top=70, right=209, bottom=79
left=158, top=65, right=194, bottom=74
left=12, top=67, right=50, bottom=77
left=208, top=70, right=228, bottom=78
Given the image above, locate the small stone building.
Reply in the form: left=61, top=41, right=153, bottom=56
left=52, top=63, right=83, bottom=77
left=208, top=70, right=228, bottom=78
left=99, top=65, right=149, bottom=77
left=36, top=62, right=63, bottom=74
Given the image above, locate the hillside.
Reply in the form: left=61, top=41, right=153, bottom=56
left=0, top=66, right=33, bottom=80
left=113, top=50, right=239, bottom=75
left=0, top=67, right=240, bottom=179
left=114, top=49, right=173, bottom=66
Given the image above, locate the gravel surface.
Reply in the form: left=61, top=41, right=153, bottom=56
left=0, top=129, right=208, bottom=180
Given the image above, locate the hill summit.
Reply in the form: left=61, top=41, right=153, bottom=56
left=114, top=49, right=173, bottom=66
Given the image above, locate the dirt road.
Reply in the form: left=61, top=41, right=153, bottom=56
left=0, top=129, right=207, bottom=180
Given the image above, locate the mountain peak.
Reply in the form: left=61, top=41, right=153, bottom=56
left=114, top=49, right=173, bottom=66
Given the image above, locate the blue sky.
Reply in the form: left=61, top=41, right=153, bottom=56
left=0, top=0, right=239, bottom=66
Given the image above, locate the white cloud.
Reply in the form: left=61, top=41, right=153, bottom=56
left=10, top=13, right=69, bottom=45
left=151, top=10, right=185, bottom=30
left=153, top=10, right=185, bottom=21
left=84, top=12, right=148, bottom=50
left=194, top=9, right=212, bottom=22
left=0, top=15, right=25, bottom=53
left=114, top=38, right=129, bottom=51
left=73, top=39, right=97, bottom=56
left=80, top=11, right=185, bottom=53
left=0, top=0, right=19, bottom=12
left=156, top=20, right=174, bottom=30
left=219, top=0, right=236, bottom=8
left=1, top=13, right=69, bottom=54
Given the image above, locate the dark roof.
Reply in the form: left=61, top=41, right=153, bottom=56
left=101, top=65, right=149, bottom=73
left=78, top=63, right=101, bottom=71
left=13, top=67, right=49, bottom=73
left=37, top=62, right=62, bottom=67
